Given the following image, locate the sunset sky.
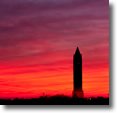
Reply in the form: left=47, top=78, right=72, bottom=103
left=0, top=0, right=109, bottom=99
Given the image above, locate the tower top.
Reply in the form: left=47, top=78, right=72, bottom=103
left=75, top=47, right=80, bottom=54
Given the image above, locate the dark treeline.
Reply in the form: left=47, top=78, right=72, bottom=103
left=0, top=95, right=109, bottom=105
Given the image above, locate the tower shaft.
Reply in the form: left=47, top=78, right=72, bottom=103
left=73, top=47, right=84, bottom=98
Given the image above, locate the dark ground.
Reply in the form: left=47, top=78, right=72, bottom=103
left=0, top=95, right=109, bottom=105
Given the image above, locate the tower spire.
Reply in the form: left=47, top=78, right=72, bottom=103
left=75, top=47, right=80, bottom=54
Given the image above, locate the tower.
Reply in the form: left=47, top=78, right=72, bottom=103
left=73, top=47, right=84, bottom=98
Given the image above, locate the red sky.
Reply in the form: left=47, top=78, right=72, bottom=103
left=0, top=0, right=109, bottom=99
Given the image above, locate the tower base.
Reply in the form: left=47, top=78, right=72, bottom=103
left=72, top=90, right=84, bottom=98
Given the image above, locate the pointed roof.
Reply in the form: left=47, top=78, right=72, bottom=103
left=75, top=47, right=80, bottom=54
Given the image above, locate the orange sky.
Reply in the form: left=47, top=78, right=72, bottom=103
left=0, top=0, right=109, bottom=99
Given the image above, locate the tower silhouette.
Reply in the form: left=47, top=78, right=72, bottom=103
left=73, top=47, right=84, bottom=98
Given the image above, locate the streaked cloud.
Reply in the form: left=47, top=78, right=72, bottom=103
left=0, top=0, right=109, bottom=98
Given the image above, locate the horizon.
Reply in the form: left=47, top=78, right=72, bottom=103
left=0, top=0, right=109, bottom=99
left=0, top=94, right=109, bottom=100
